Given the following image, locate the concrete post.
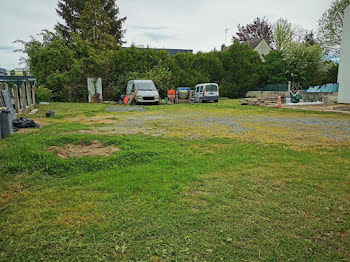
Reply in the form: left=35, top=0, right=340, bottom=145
left=31, top=85, right=36, bottom=106
left=21, top=84, right=26, bottom=110
left=27, top=83, right=32, bottom=112
left=14, top=85, right=20, bottom=113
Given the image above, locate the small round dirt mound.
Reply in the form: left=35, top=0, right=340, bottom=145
left=48, top=140, right=120, bottom=159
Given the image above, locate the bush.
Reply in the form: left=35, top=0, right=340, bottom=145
left=36, top=86, right=52, bottom=102
left=221, top=43, right=265, bottom=98
left=24, top=34, right=268, bottom=101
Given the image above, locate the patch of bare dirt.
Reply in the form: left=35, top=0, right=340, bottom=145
left=67, top=115, right=120, bottom=125
left=48, top=140, right=120, bottom=159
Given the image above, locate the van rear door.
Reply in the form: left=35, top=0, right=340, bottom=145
left=205, top=84, right=219, bottom=97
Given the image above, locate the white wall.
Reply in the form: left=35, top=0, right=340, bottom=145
left=338, top=5, right=350, bottom=104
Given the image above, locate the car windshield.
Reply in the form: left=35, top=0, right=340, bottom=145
left=206, top=85, right=218, bottom=92
left=136, top=83, right=157, bottom=91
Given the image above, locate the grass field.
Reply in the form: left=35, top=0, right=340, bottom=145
left=0, top=100, right=349, bottom=261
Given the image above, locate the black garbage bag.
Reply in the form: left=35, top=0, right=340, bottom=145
left=13, top=117, right=40, bottom=132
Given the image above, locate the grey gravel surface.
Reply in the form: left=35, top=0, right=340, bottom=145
left=106, top=106, right=147, bottom=112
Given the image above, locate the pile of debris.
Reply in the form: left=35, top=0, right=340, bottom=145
left=13, top=117, right=40, bottom=132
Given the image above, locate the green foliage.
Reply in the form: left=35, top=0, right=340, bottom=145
left=56, top=0, right=126, bottom=48
left=283, top=43, right=326, bottom=87
left=144, top=62, right=175, bottom=97
left=19, top=32, right=82, bottom=101
left=273, top=18, right=293, bottom=51
left=264, top=51, right=288, bottom=84
left=321, top=61, right=339, bottom=84
left=172, top=52, right=210, bottom=87
left=220, top=43, right=265, bottom=98
left=36, top=85, right=53, bottom=102
left=77, top=0, right=118, bottom=51
left=23, top=36, right=269, bottom=100
left=317, top=0, right=350, bottom=51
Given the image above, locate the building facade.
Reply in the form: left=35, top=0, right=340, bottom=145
left=244, top=38, right=272, bottom=62
left=338, top=4, right=350, bottom=104
left=0, top=68, right=7, bottom=76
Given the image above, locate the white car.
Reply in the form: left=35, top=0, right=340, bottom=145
left=126, top=80, right=161, bottom=105
left=193, top=83, right=220, bottom=103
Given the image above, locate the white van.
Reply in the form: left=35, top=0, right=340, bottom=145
left=125, top=80, right=161, bottom=104
left=192, top=83, right=219, bottom=103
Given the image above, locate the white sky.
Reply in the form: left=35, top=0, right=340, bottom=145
left=0, top=0, right=333, bottom=69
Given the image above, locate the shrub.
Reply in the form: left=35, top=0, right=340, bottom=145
left=36, top=86, right=53, bottom=102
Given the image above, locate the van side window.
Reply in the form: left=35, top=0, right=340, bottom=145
left=195, top=86, right=199, bottom=93
left=126, top=83, right=133, bottom=95
left=200, top=86, right=204, bottom=92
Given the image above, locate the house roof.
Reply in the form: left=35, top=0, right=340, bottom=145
left=244, top=38, right=263, bottom=49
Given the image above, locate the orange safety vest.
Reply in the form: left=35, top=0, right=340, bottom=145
left=168, top=89, right=175, bottom=96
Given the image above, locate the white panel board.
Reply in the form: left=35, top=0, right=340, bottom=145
left=87, top=78, right=103, bottom=103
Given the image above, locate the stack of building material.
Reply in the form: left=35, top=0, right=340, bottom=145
left=242, top=97, right=278, bottom=107
left=263, top=98, right=278, bottom=107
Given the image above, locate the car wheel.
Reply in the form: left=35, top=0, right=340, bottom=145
left=131, top=99, right=137, bottom=105
left=199, top=98, right=203, bottom=103
left=214, top=100, right=219, bottom=103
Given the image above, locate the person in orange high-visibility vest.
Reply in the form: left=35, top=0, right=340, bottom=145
left=168, top=88, right=175, bottom=104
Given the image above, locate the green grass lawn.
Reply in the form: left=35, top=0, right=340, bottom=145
left=0, top=101, right=349, bottom=261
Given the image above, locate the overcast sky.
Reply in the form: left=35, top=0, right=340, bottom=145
left=0, top=0, right=333, bottom=69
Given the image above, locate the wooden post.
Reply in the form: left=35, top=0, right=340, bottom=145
left=31, top=85, right=36, bottom=107
left=21, top=84, right=26, bottom=112
left=4, top=83, right=9, bottom=91
left=14, top=84, right=20, bottom=114
left=26, top=83, right=32, bottom=112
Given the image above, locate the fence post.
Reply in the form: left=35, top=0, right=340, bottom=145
left=4, top=83, right=9, bottom=91
left=14, top=85, right=20, bottom=113
left=31, top=85, right=36, bottom=107
left=26, top=83, right=32, bottom=112
left=21, top=84, right=26, bottom=112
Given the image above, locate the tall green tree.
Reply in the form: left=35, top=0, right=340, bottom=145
left=221, top=43, right=265, bottom=98
left=55, top=0, right=126, bottom=48
left=317, top=0, right=350, bottom=52
left=263, top=51, right=288, bottom=84
left=283, top=43, right=325, bottom=87
left=273, top=18, right=293, bottom=51
left=77, top=0, right=117, bottom=50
